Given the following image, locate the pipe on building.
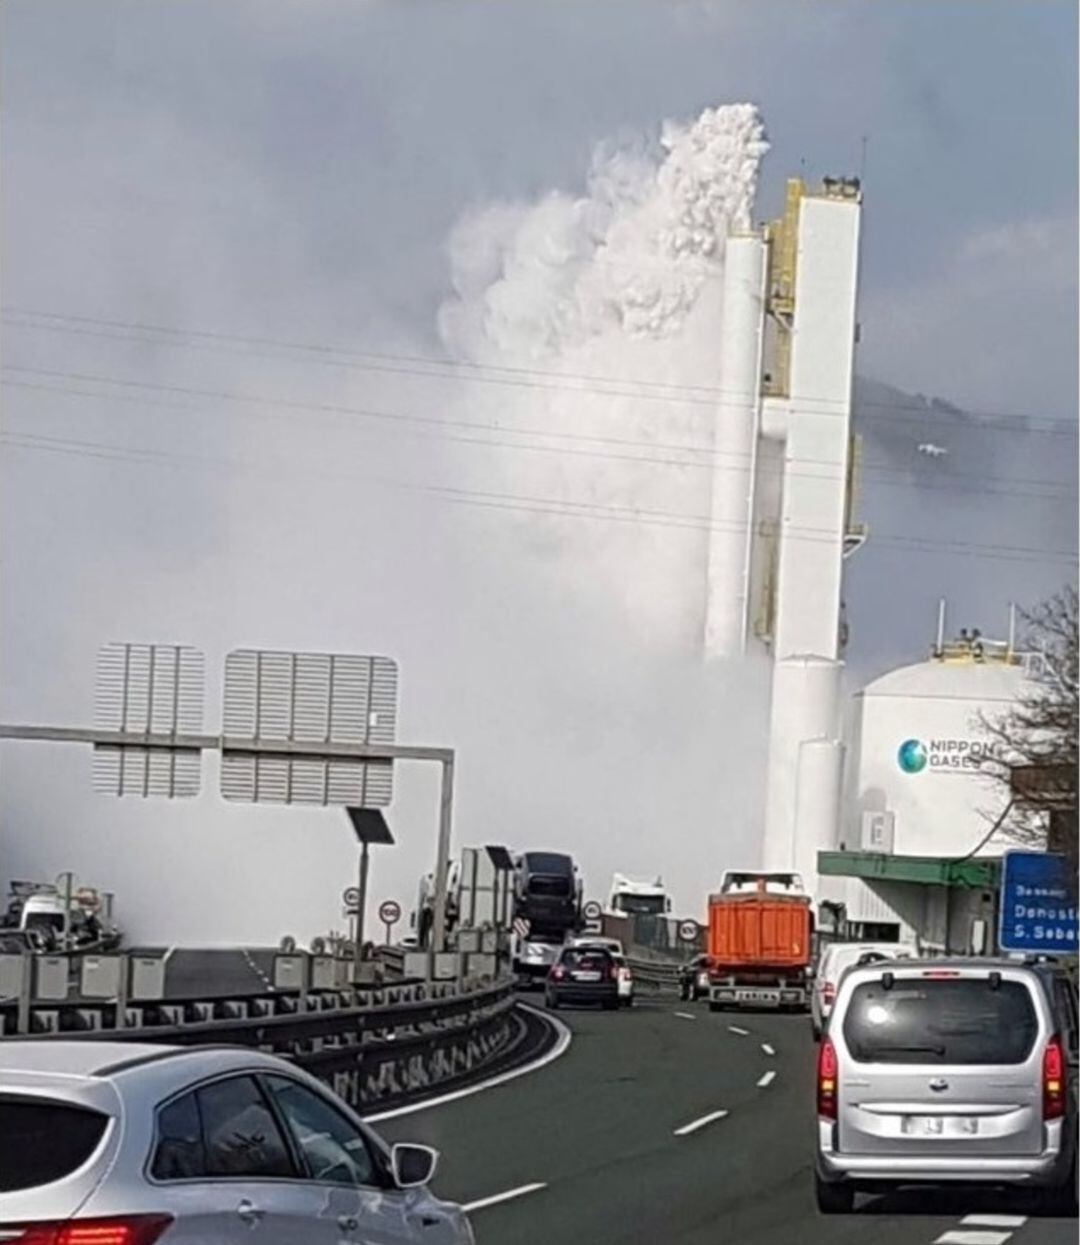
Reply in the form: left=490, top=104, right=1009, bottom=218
left=703, top=234, right=767, bottom=658
left=791, top=737, right=845, bottom=896
left=761, top=655, right=843, bottom=874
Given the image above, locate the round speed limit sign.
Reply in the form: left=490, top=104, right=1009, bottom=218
left=582, top=900, right=602, bottom=921
left=378, top=899, right=402, bottom=926
left=678, top=920, right=700, bottom=943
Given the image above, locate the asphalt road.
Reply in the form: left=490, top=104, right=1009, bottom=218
left=376, top=994, right=1077, bottom=1245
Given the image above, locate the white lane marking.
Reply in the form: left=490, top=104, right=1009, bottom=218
left=934, top=1232, right=1012, bottom=1245
left=761, top=1043, right=775, bottom=1055
left=461, top=1182, right=547, bottom=1213
left=756, top=1070, right=776, bottom=1088
left=674, top=1011, right=697, bottom=1021
left=960, top=1217, right=1026, bottom=1229
left=673, top=1108, right=730, bottom=1136
left=728, top=1025, right=750, bottom=1036
left=365, top=1005, right=571, bottom=1123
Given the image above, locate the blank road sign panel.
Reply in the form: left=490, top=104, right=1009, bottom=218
left=221, top=650, right=398, bottom=806
left=93, top=642, right=205, bottom=797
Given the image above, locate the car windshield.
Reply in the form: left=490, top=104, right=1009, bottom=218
left=842, top=978, right=1040, bottom=1065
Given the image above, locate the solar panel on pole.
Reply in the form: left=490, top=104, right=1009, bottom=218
left=93, top=642, right=206, bottom=797
left=220, top=650, right=398, bottom=806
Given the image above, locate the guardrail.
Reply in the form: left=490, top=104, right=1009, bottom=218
left=0, top=949, right=534, bottom=1113
left=627, top=956, right=681, bottom=993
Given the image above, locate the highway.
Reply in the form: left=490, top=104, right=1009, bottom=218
left=377, top=996, right=1077, bottom=1245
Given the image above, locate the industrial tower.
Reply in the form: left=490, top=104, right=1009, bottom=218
left=704, top=176, right=864, bottom=895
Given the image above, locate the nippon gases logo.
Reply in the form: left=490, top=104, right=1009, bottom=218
left=897, top=737, right=997, bottom=775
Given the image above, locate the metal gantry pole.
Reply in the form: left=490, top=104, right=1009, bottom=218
left=353, top=838, right=370, bottom=982
left=429, top=755, right=456, bottom=975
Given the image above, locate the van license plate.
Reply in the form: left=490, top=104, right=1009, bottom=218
left=901, top=1117, right=977, bottom=1136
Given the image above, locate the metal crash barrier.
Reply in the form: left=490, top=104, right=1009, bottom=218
left=0, top=949, right=525, bottom=1113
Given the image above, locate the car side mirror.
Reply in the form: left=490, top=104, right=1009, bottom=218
left=391, top=1143, right=438, bottom=1189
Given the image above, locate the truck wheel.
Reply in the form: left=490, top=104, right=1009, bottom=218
left=815, top=1174, right=855, bottom=1215
left=708, top=1000, right=722, bottom=1013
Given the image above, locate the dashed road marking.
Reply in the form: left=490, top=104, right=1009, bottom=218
left=674, top=1011, right=697, bottom=1021
left=935, top=1232, right=1013, bottom=1245
left=960, top=1218, right=1026, bottom=1230
left=673, top=1108, right=730, bottom=1136
left=242, top=947, right=274, bottom=991
left=461, top=1183, right=547, bottom=1213
left=728, top=1025, right=749, bottom=1036
left=761, top=1042, right=775, bottom=1055
left=756, top=1070, right=776, bottom=1088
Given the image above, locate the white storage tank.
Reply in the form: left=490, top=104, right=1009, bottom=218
left=844, top=642, right=1034, bottom=861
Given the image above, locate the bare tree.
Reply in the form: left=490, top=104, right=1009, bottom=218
left=980, top=586, right=1078, bottom=869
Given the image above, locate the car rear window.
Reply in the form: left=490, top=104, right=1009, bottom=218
left=842, top=977, right=1039, bottom=1065
left=561, top=949, right=609, bottom=970
left=0, top=1097, right=109, bottom=1191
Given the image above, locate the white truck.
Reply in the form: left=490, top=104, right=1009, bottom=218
left=606, top=873, right=672, bottom=917
left=1, top=881, right=120, bottom=952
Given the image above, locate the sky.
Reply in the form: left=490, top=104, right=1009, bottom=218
left=1, top=0, right=1076, bottom=942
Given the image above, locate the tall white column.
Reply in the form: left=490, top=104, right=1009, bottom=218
left=703, top=234, right=767, bottom=658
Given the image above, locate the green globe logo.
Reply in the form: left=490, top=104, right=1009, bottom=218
left=897, top=738, right=928, bottom=774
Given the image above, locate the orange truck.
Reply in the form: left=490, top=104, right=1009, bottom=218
left=706, top=871, right=813, bottom=1012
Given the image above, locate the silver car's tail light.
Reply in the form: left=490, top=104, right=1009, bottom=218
left=2, top=1215, right=174, bottom=1245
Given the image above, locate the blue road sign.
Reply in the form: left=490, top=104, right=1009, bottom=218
left=999, top=850, right=1077, bottom=954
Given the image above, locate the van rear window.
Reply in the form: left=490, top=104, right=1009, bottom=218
left=0, top=1097, right=109, bottom=1191
left=842, top=979, right=1038, bottom=1065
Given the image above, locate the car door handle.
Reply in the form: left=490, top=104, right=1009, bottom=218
left=338, top=1215, right=360, bottom=1232
left=236, top=1199, right=265, bottom=1226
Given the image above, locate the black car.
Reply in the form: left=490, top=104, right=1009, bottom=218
left=678, top=954, right=713, bottom=1002
left=545, top=946, right=619, bottom=1010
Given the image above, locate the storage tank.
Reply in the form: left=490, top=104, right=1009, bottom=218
left=844, top=649, right=1032, bottom=860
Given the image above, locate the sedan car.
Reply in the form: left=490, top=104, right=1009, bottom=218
left=545, top=946, right=619, bottom=1010
left=0, top=1041, right=475, bottom=1244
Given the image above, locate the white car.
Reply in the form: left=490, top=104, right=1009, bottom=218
left=811, top=942, right=917, bottom=1039
left=0, top=1041, right=475, bottom=1244
left=566, top=936, right=624, bottom=956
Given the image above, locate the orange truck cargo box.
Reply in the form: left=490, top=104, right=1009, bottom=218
left=708, top=893, right=811, bottom=971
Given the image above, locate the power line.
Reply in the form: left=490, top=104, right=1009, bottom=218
left=2, top=427, right=1075, bottom=568
left=3, top=372, right=1075, bottom=504
left=4, top=306, right=1077, bottom=434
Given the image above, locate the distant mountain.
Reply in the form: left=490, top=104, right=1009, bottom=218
left=844, top=377, right=1077, bottom=680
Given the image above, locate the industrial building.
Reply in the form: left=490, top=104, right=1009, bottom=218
left=819, top=613, right=1042, bottom=954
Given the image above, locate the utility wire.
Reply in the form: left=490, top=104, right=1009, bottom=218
left=3, top=372, right=1075, bottom=503
left=4, top=306, right=1077, bottom=435
left=3, top=427, right=1075, bottom=568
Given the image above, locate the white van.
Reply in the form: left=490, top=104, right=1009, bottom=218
left=812, top=942, right=917, bottom=1039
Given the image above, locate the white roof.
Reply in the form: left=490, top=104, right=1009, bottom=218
left=0, top=1040, right=177, bottom=1078
left=859, top=658, right=1029, bottom=703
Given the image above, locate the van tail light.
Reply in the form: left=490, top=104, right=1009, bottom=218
left=1043, top=1035, right=1065, bottom=1121
left=549, top=966, right=566, bottom=981
left=822, top=982, right=836, bottom=1006
left=817, top=1037, right=839, bottom=1120
left=8, top=1218, right=175, bottom=1245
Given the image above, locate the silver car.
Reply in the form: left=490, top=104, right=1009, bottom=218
left=815, top=958, right=1078, bottom=1215
left=0, top=1041, right=475, bottom=1244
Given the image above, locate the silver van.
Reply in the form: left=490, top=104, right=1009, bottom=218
left=815, top=958, right=1078, bottom=1214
